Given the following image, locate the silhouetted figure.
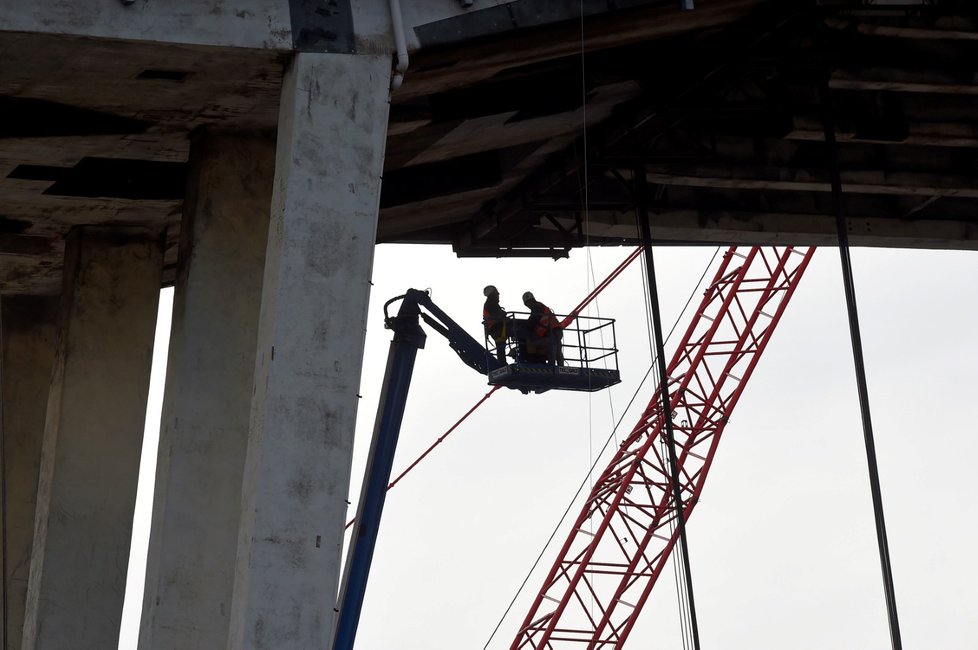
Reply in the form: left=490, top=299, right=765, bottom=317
left=483, top=285, right=508, bottom=364
left=521, top=291, right=564, bottom=366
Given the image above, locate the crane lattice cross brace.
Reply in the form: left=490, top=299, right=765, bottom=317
left=512, top=245, right=815, bottom=649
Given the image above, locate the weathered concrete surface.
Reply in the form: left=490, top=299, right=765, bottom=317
left=139, top=131, right=273, bottom=650
left=0, top=0, right=444, bottom=51
left=0, top=0, right=293, bottom=50
left=21, top=228, right=162, bottom=650
left=228, top=53, right=391, bottom=649
left=0, top=297, right=58, bottom=650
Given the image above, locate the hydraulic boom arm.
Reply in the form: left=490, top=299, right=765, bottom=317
left=407, top=288, right=506, bottom=376
left=332, top=289, right=500, bottom=650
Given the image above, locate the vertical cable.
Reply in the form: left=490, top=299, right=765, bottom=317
left=578, top=4, right=599, bottom=625
left=586, top=256, right=619, bottom=447
left=634, top=166, right=702, bottom=650
left=0, top=302, right=7, bottom=650
left=663, top=437, right=692, bottom=650
left=820, top=83, right=903, bottom=650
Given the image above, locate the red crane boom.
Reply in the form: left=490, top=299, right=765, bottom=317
left=512, top=245, right=815, bottom=649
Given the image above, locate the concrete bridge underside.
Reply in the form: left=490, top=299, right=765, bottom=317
left=1, top=0, right=976, bottom=648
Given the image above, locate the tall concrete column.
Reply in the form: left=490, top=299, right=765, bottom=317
left=22, top=228, right=162, bottom=649
left=228, top=52, right=391, bottom=649
left=0, top=296, right=58, bottom=650
left=139, top=131, right=273, bottom=649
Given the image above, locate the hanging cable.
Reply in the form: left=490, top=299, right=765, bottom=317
left=662, top=437, right=692, bottom=650
left=586, top=255, right=621, bottom=447
left=634, top=165, right=702, bottom=650
left=345, top=385, right=501, bottom=529
left=639, top=247, right=657, bottom=360
left=387, top=386, right=500, bottom=492
left=0, top=307, right=7, bottom=650
left=577, top=2, right=598, bottom=578
left=559, top=247, right=643, bottom=328
left=577, top=0, right=591, bottom=252
left=635, top=206, right=691, bottom=650
left=820, top=83, right=903, bottom=650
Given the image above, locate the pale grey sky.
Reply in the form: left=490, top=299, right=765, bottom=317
left=121, top=243, right=978, bottom=649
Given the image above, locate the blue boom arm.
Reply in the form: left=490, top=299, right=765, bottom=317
left=332, top=289, right=498, bottom=650
left=409, top=288, right=505, bottom=376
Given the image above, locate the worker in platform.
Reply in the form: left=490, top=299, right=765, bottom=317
left=483, top=285, right=509, bottom=363
left=521, top=291, right=564, bottom=366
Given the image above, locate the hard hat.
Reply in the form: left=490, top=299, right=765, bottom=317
left=522, top=291, right=535, bottom=303
left=483, top=285, right=498, bottom=297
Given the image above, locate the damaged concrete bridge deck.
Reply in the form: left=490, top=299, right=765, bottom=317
left=1, top=0, right=977, bottom=648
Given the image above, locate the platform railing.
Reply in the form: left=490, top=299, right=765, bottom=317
left=484, top=311, right=619, bottom=371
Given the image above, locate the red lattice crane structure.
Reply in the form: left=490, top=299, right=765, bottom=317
left=512, top=245, right=815, bottom=649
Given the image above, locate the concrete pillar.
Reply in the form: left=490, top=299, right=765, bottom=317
left=228, top=52, right=391, bottom=649
left=138, top=131, right=273, bottom=649
left=0, top=296, right=59, bottom=650
left=22, top=228, right=162, bottom=649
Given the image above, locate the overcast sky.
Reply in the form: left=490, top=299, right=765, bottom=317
left=120, top=242, right=978, bottom=649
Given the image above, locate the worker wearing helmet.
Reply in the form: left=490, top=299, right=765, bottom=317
left=521, top=291, right=564, bottom=366
left=483, top=285, right=509, bottom=363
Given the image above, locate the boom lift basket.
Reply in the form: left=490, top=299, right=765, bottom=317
left=485, top=312, right=621, bottom=393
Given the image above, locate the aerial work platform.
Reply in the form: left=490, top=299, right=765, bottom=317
left=488, top=363, right=620, bottom=393
left=485, top=311, right=621, bottom=393
left=336, top=289, right=623, bottom=649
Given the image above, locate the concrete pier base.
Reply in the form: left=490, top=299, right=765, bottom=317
left=228, top=53, right=391, bottom=649
left=22, top=228, right=162, bottom=650
left=0, top=297, right=59, bottom=650
left=139, top=131, right=273, bottom=650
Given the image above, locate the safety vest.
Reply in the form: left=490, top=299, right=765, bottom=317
left=484, top=305, right=504, bottom=330
left=484, top=303, right=507, bottom=343
left=532, top=304, right=559, bottom=338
